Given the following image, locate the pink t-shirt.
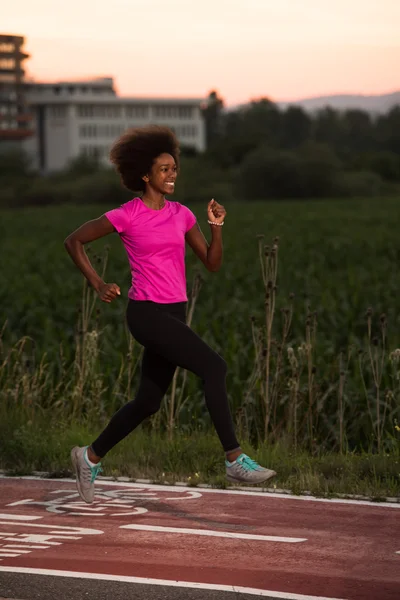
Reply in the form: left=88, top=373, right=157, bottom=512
left=105, top=197, right=197, bottom=303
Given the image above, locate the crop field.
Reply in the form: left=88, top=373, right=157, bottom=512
left=1, top=197, right=400, bottom=453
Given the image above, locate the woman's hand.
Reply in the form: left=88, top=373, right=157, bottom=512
left=207, top=199, right=226, bottom=225
left=97, top=282, right=121, bottom=303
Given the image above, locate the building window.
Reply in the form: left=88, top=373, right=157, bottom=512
left=0, top=73, right=17, bottom=83
left=78, top=105, right=93, bottom=118
left=0, top=43, right=15, bottom=52
left=153, top=105, right=194, bottom=119
left=50, top=106, right=66, bottom=118
left=175, top=124, right=197, bottom=138
left=79, top=124, right=97, bottom=138
left=0, top=58, right=16, bottom=70
left=126, top=105, right=148, bottom=118
left=80, top=144, right=111, bottom=159
left=77, top=105, right=121, bottom=118
left=178, top=106, right=193, bottom=118
left=153, top=105, right=178, bottom=118
left=106, top=106, right=120, bottom=118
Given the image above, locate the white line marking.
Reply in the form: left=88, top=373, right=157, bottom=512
left=2, top=475, right=398, bottom=508
left=3, top=544, right=51, bottom=549
left=0, top=553, right=22, bottom=558
left=0, top=566, right=349, bottom=599
left=165, top=491, right=202, bottom=500
left=0, top=522, right=103, bottom=535
left=120, top=524, right=306, bottom=543
left=0, top=513, right=41, bottom=521
left=1, top=547, right=32, bottom=553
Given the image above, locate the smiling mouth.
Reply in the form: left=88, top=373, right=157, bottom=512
left=166, top=182, right=175, bottom=188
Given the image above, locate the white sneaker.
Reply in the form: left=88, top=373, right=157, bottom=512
left=71, top=446, right=102, bottom=504
left=226, top=453, right=276, bottom=484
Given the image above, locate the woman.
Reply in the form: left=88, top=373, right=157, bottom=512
left=65, top=125, right=276, bottom=504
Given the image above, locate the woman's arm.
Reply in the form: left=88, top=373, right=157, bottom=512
left=64, top=215, right=121, bottom=303
left=185, top=223, right=223, bottom=272
left=185, top=200, right=226, bottom=272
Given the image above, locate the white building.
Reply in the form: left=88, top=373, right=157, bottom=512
left=23, top=77, right=206, bottom=172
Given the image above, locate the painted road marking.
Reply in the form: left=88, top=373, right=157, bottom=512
left=0, top=522, right=103, bottom=535
left=120, top=524, right=307, bottom=543
left=1, top=548, right=31, bottom=553
left=0, top=520, right=104, bottom=562
left=6, top=486, right=201, bottom=517
left=3, top=475, right=397, bottom=509
left=0, top=514, right=41, bottom=521
left=3, top=545, right=51, bottom=549
left=0, top=566, right=349, bottom=600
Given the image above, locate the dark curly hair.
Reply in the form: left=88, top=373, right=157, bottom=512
left=109, top=125, right=180, bottom=193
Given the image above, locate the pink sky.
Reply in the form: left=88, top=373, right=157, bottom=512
left=3, top=0, right=400, bottom=105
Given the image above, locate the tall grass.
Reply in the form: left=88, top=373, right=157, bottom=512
left=1, top=225, right=399, bottom=454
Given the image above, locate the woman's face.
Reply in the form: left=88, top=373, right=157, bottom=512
left=145, top=153, right=177, bottom=195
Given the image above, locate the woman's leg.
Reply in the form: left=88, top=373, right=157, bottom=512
left=71, top=301, right=275, bottom=504
left=123, top=301, right=240, bottom=453
left=91, top=348, right=177, bottom=458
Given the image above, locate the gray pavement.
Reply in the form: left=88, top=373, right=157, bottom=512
left=0, top=572, right=276, bottom=600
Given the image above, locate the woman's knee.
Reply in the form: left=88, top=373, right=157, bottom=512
left=206, top=352, right=227, bottom=377
left=142, top=397, right=162, bottom=418
left=129, top=394, right=162, bottom=420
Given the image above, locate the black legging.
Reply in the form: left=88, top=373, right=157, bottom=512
left=91, top=300, right=240, bottom=457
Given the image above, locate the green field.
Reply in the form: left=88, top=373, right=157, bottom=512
left=1, top=198, right=400, bottom=458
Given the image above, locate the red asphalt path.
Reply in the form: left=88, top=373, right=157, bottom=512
left=0, top=476, right=399, bottom=600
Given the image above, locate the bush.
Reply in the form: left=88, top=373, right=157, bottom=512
left=368, top=152, right=400, bottom=182
left=237, top=147, right=305, bottom=200
left=172, top=156, right=235, bottom=205
left=58, top=170, right=130, bottom=205
left=14, top=178, right=63, bottom=207
left=237, top=143, right=341, bottom=200
left=333, top=170, right=384, bottom=198
left=297, top=142, right=341, bottom=198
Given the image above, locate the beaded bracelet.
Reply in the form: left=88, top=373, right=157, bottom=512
left=207, top=220, right=224, bottom=226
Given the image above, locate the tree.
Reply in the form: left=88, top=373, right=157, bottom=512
left=201, top=90, right=224, bottom=148
left=281, top=106, right=312, bottom=148
left=313, top=107, right=343, bottom=149
left=207, top=98, right=281, bottom=168
left=375, top=106, right=400, bottom=154
left=341, top=109, right=374, bottom=153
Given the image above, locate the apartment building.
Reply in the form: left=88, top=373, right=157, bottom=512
left=0, top=34, right=33, bottom=146
left=24, top=77, right=206, bottom=172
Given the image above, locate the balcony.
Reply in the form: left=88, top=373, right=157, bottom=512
left=0, top=127, right=34, bottom=140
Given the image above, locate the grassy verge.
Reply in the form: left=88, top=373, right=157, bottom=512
left=1, top=415, right=399, bottom=501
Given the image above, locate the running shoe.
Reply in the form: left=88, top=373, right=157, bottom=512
left=226, top=453, right=276, bottom=484
left=71, top=446, right=102, bottom=504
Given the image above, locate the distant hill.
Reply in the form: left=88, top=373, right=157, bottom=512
left=278, top=91, right=400, bottom=114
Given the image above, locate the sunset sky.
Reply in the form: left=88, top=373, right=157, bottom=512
left=3, top=0, right=400, bottom=105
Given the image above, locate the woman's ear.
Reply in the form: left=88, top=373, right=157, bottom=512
left=142, top=174, right=149, bottom=183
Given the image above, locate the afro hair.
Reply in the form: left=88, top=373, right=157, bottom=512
left=109, top=125, right=180, bottom=193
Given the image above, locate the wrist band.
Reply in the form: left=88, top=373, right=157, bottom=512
left=208, top=220, right=224, bottom=226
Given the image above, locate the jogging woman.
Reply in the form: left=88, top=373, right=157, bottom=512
left=65, top=125, right=276, bottom=503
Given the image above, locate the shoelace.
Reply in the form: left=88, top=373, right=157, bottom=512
left=89, top=464, right=103, bottom=483
left=237, top=455, right=261, bottom=472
